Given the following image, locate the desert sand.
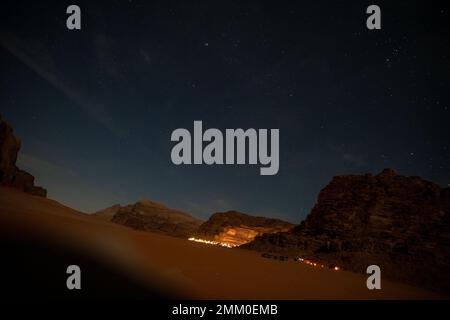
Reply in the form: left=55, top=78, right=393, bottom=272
left=0, top=186, right=446, bottom=299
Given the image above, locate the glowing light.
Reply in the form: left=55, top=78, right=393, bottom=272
left=294, top=256, right=340, bottom=271
left=188, top=237, right=237, bottom=248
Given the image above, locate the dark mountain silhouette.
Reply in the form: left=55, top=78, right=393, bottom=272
left=0, top=116, right=46, bottom=197
left=243, top=169, right=450, bottom=292
left=94, top=200, right=203, bottom=238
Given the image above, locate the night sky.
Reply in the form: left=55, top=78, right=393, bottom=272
left=1, top=1, right=449, bottom=222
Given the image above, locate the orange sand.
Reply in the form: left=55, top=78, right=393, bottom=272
left=0, top=186, right=446, bottom=299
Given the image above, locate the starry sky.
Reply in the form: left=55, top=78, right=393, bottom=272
left=1, top=1, right=449, bottom=222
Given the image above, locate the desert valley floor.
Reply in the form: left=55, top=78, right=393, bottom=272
left=0, top=186, right=446, bottom=299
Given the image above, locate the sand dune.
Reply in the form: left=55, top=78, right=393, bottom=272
left=0, top=186, right=446, bottom=299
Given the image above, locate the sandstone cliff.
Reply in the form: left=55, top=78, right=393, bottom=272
left=0, top=116, right=46, bottom=197
left=243, top=169, right=450, bottom=292
left=94, top=200, right=202, bottom=238
left=196, top=211, right=294, bottom=246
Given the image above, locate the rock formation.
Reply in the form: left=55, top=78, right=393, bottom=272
left=92, top=204, right=121, bottom=221
left=0, top=116, right=46, bottom=197
left=195, top=211, right=294, bottom=246
left=243, top=169, right=450, bottom=292
left=94, top=200, right=202, bottom=238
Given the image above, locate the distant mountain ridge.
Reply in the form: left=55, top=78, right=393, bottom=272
left=195, top=210, right=295, bottom=246
left=94, top=204, right=295, bottom=244
left=93, top=200, right=203, bottom=238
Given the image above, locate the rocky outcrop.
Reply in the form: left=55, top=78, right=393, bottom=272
left=95, top=200, right=202, bottom=238
left=243, top=169, right=450, bottom=292
left=0, top=116, right=46, bottom=197
left=92, top=204, right=121, bottom=221
left=196, top=211, right=294, bottom=246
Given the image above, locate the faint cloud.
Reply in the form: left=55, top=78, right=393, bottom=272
left=17, top=152, right=77, bottom=178
left=93, top=33, right=125, bottom=80
left=342, top=153, right=367, bottom=167
left=139, top=49, right=152, bottom=64
left=0, top=31, right=123, bottom=137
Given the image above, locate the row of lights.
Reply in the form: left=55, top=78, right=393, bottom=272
left=297, top=258, right=340, bottom=271
left=188, top=237, right=237, bottom=248
left=187, top=237, right=340, bottom=272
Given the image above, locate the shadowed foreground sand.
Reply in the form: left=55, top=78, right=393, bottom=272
left=0, top=187, right=446, bottom=299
